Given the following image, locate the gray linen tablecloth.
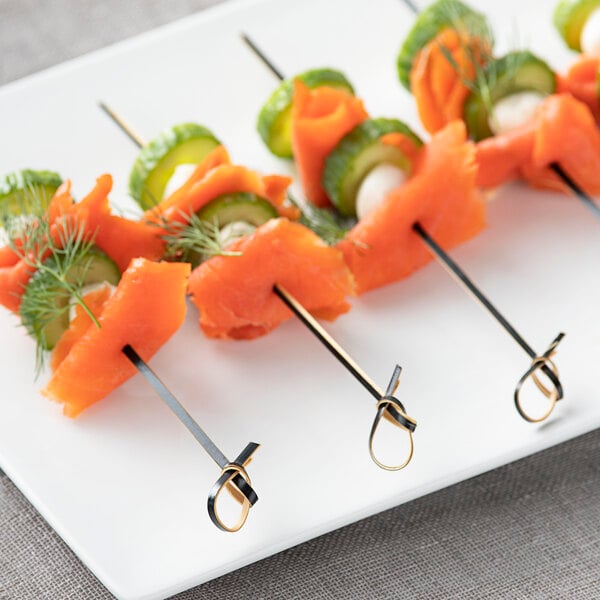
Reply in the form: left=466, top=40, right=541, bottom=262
left=1, top=1, right=599, bottom=598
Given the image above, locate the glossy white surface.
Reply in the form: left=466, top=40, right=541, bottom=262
left=0, top=1, right=597, bottom=599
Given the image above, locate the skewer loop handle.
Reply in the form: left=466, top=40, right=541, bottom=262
left=514, top=333, right=565, bottom=423
left=368, top=365, right=416, bottom=471
left=207, top=442, right=260, bottom=533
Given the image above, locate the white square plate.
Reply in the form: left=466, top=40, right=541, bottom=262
left=1, top=0, right=598, bottom=598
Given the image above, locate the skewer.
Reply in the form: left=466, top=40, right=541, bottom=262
left=99, top=102, right=416, bottom=471
left=549, top=164, right=600, bottom=219
left=122, top=345, right=259, bottom=532
left=273, top=286, right=415, bottom=469
left=1, top=167, right=259, bottom=532
left=400, top=0, right=600, bottom=219
left=240, top=33, right=565, bottom=423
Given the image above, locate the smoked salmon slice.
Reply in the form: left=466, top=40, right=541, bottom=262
left=146, top=145, right=298, bottom=225
left=476, top=94, right=600, bottom=195
left=0, top=175, right=165, bottom=311
left=50, top=285, right=114, bottom=372
left=558, top=55, right=600, bottom=122
left=43, top=258, right=190, bottom=417
left=188, top=218, right=355, bottom=340
left=475, top=122, right=536, bottom=189
left=70, top=175, right=165, bottom=272
left=411, top=28, right=490, bottom=134
left=337, top=121, right=485, bottom=294
left=291, top=81, right=368, bottom=207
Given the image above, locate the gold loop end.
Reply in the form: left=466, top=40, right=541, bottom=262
left=210, top=464, right=253, bottom=533
left=368, top=400, right=416, bottom=471
left=514, top=335, right=564, bottom=424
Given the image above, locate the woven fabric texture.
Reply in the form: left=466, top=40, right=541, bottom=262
left=1, top=1, right=599, bottom=599
left=0, top=0, right=223, bottom=84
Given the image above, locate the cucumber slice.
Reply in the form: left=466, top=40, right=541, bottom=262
left=257, top=68, right=355, bottom=159
left=397, top=0, right=491, bottom=90
left=463, top=51, right=556, bottom=141
left=20, top=248, right=121, bottom=350
left=323, top=118, right=423, bottom=217
left=129, top=123, right=220, bottom=210
left=171, top=192, right=279, bottom=267
left=554, top=0, right=600, bottom=51
left=0, top=170, right=62, bottom=217
left=197, top=192, right=278, bottom=227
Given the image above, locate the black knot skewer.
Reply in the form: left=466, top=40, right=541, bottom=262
left=274, top=284, right=416, bottom=470
left=240, top=33, right=565, bottom=423
left=100, top=103, right=416, bottom=472
left=122, top=344, right=259, bottom=532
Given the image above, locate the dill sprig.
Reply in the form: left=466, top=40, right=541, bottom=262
left=288, top=193, right=353, bottom=246
left=433, top=1, right=497, bottom=110
left=0, top=170, right=62, bottom=224
left=433, top=2, right=535, bottom=127
left=154, top=209, right=243, bottom=266
left=0, top=187, right=101, bottom=373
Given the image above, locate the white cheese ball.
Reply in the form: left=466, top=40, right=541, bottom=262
left=356, top=164, right=407, bottom=220
left=581, top=8, right=600, bottom=56
left=488, top=91, right=546, bottom=135
left=162, top=164, right=197, bottom=200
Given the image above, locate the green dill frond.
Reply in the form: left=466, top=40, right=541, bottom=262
left=155, top=209, right=243, bottom=266
left=0, top=180, right=47, bottom=239
left=288, top=193, right=352, bottom=246
left=19, top=270, right=71, bottom=375
left=0, top=170, right=62, bottom=226
left=432, top=3, right=543, bottom=127
left=431, top=1, right=496, bottom=113
left=2, top=185, right=101, bottom=374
